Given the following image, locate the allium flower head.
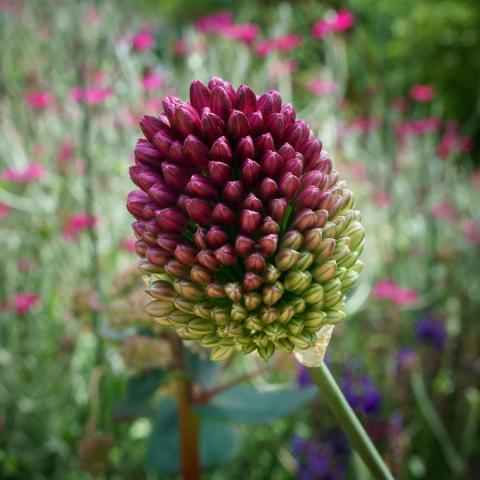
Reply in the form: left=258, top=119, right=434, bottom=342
left=127, top=77, right=364, bottom=361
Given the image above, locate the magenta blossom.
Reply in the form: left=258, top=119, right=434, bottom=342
left=391, top=97, right=410, bottom=113
left=70, top=87, right=112, bottom=105
left=10, top=292, right=40, bottom=315
left=219, top=23, right=259, bottom=44
left=349, top=116, right=380, bottom=133
left=373, top=280, right=419, bottom=307
left=410, top=84, right=435, bottom=102
left=396, top=117, right=441, bottom=137
left=461, top=218, right=480, bottom=246
left=373, top=191, right=391, bottom=208
left=63, top=214, right=97, bottom=240
left=142, top=73, right=166, bottom=91
left=312, top=10, right=356, bottom=39
left=0, top=202, right=10, bottom=219
left=195, top=11, right=233, bottom=32
left=132, top=30, right=154, bottom=51
left=1, top=163, right=45, bottom=182
left=437, top=122, right=473, bottom=158
left=255, top=34, right=302, bottom=56
left=121, top=237, right=136, bottom=251
left=173, top=39, right=188, bottom=56
left=308, top=78, right=337, bottom=96
left=24, top=91, right=55, bottom=109
left=430, top=201, right=457, bottom=222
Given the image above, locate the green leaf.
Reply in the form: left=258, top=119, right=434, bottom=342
left=146, top=398, right=239, bottom=475
left=195, top=385, right=317, bottom=423
left=112, top=369, right=166, bottom=421
left=185, top=348, right=221, bottom=389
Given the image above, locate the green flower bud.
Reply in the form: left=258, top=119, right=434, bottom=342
left=280, top=230, right=304, bottom=250
left=278, top=338, right=295, bottom=352
left=287, top=318, right=304, bottom=336
left=322, top=222, right=337, bottom=239
left=231, top=303, right=248, bottom=322
left=200, top=334, right=222, bottom=348
left=241, top=342, right=257, bottom=354
left=258, top=342, right=275, bottom=360
left=146, top=281, right=176, bottom=301
left=262, top=263, right=281, bottom=284
left=187, top=318, right=216, bottom=337
left=193, top=302, right=212, bottom=319
left=332, top=245, right=350, bottom=264
left=304, top=310, right=327, bottom=329
left=288, top=333, right=312, bottom=350
left=344, top=222, right=365, bottom=251
left=211, top=307, right=230, bottom=325
left=235, top=332, right=254, bottom=346
left=264, top=322, right=286, bottom=342
left=275, top=248, right=300, bottom=271
left=277, top=305, right=296, bottom=324
left=312, top=260, right=337, bottom=282
left=324, top=278, right=342, bottom=295
left=341, top=270, right=359, bottom=290
left=314, top=238, right=336, bottom=263
left=225, top=282, right=243, bottom=303
left=173, top=296, right=196, bottom=313
left=218, top=322, right=243, bottom=338
left=253, top=332, right=269, bottom=347
left=154, top=317, right=172, bottom=327
left=335, top=266, right=348, bottom=281
left=260, top=306, right=280, bottom=324
left=303, top=228, right=323, bottom=252
left=168, top=310, right=194, bottom=327
left=338, top=251, right=358, bottom=268
left=324, top=291, right=343, bottom=308
left=173, top=280, right=204, bottom=300
left=144, top=300, right=174, bottom=317
left=284, top=270, right=312, bottom=294
left=211, top=345, right=235, bottom=361
left=332, top=216, right=346, bottom=236
left=351, top=260, right=364, bottom=274
left=325, top=309, right=346, bottom=324
left=293, top=251, right=314, bottom=271
left=262, top=282, right=284, bottom=306
left=138, top=259, right=165, bottom=274
left=244, top=292, right=262, bottom=310
left=246, top=315, right=263, bottom=331
left=289, top=297, right=306, bottom=314
left=303, top=283, right=324, bottom=305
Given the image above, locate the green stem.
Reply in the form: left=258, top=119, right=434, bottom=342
left=308, top=363, right=394, bottom=480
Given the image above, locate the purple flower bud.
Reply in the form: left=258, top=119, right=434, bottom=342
left=291, top=209, right=317, bottom=232
left=210, top=85, right=232, bottom=121
left=194, top=227, right=208, bottom=249
left=165, top=259, right=191, bottom=280
left=235, top=235, right=256, bottom=256
left=146, top=247, right=171, bottom=267
left=243, top=193, right=263, bottom=212
left=284, top=154, right=304, bottom=177
left=134, top=140, right=162, bottom=167
left=210, top=136, right=233, bottom=164
left=257, top=178, right=278, bottom=201
left=157, top=232, right=182, bottom=253
left=280, top=103, right=296, bottom=124
left=248, top=111, right=263, bottom=135
left=132, top=220, right=146, bottom=239
left=127, top=190, right=150, bottom=219
left=176, top=193, right=189, bottom=212
left=161, top=162, right=191, bottom=191
left=240, top=209, right=261, bottom=235
left=214, top=244, right=236, bottom=266
left=260, top=216, right=280, bottom=235
left=258, top=90, right=281, bottom=116
left=206, top=225, right=229, bottom=248
left=191, top=264, right=213, bottom=285
left=235, top=136, right=255, bottom=161
left=162, top=96, right=180, bottom=125
left=183, top=135, right=209, bottom=169
left=243, top=272, right=264, bottom=292
left=234, top=84, right=257, bottom=114
left=240, top=158, right=262, bottom=188
left=185, top=198, right=213, bottom=225
left=328, top=195, right=343, bottom=217
left=135, top=239, right=147, bottom=256
left=174, top=243, right=197, bottom=265
left=245, top=252, right=266, bottom=273
left=315, top=209, right=329, bottom=228
left=260, top=150, right=284, bottom=178
left=174, top=104, right=200, bottom=138
left=201, top=109, right=225, bottom=143
left=147, top=183, right=178, bottom=207
left=190, top=80, right=211, bottom=112
left=208, top=77, right=235, bottom=100
left=208, top=161, right=231, bottom=187
left=168, top=141, right=186, bottom=166
left=278, top=142, right=296, bottom=161
left=284, top=120, right=310, bottom=149
left=227, top=110, right=250, bottom=140
left=141, top=229, right=159, bottom=247
left=141, top=201, right=157, bottom=220
left=145, top=219, right=162, bottom=234
left=302, top=139, right=322, bottom=167
left=312, top=152, right=332, bottom=174
left=255, top=133, right=275, bottom=155
left=296, top=185, right=322, bottom=210
left=223, top=180, right=244, bottom=206
left=205, top=281, right=226, bottom=298
left=279, top=172, right=300, bottom=199
left=212, top=203, right=235, bottom=225
left=264, top=113, right=284, bottom=143
left=152, top=131, right=174, bottom=158
left=258, top=234, right=278, bottom=257
left=139, top=115, right=167, bottom=142
left=155, top=207, right=189, bottom=233
left=186, top=174, right=217, bottom=201
left=327, top=170, right=338, bottom=188
left=129, top=166, right=162, bottom=191
left=269, top=197, right=288, bottom=222
left=196, top=249, right=220, bottom=270
left=318, top=191, right=332, bottom=210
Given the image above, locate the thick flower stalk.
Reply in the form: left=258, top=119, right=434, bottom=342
left=127, top=77, right=364, bottom=362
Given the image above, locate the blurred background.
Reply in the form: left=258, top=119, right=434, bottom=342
left=0, top=0, right=479, bottom=479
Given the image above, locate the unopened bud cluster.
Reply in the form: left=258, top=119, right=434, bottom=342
left=127, top=77, right=364, bottom=361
